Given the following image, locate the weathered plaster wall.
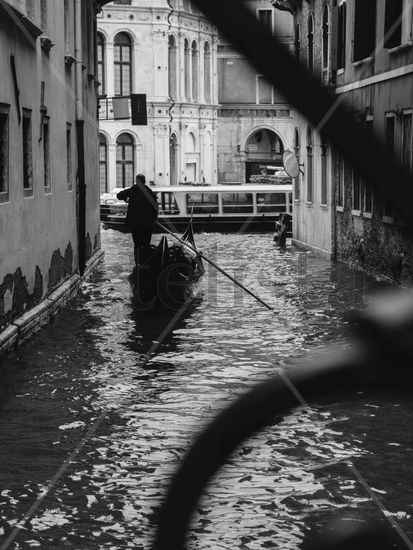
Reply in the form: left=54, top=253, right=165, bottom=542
left=0, top=2, right=101, bottom=331
left=335, top=72, right=413, bottom=284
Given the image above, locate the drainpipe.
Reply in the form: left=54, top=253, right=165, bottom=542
left=75, top=0, right=86, bottom=275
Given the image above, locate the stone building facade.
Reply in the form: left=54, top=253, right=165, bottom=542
left=97, top=0, right=219, bottom=191
left=218, top=0, right=295, bottom=184
left=0, top=0, right=105, bottom=344
left=288, top=0, right=335, bottom=258
left=292, top=0, right=413, bottom=283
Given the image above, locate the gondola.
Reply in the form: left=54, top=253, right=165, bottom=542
left=128, top=221, right=205, bottom=310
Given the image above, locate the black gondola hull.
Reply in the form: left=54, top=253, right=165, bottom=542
left=128, top=231, right=204, bottom=311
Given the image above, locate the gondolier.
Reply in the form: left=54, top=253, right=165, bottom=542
left=117, top=174, right=159, bottom=262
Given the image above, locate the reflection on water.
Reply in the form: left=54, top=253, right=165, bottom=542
left=0, top=229, right=412, bottom=549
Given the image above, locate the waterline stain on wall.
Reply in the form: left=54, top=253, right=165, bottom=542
left=0, top=242, right=74, bottom=330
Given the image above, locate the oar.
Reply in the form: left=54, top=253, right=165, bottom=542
left=156, top=221, right=274, bottom=311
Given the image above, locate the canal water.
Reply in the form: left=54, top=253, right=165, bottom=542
left=1, top=229, right=413, bottom=549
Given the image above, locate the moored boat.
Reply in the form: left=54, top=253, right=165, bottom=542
left=101, top=184, right=293, bottom=233
left=128, top=221, right=205, bottom=310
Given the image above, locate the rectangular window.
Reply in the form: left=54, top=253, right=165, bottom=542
left=99, top=139, right=108, bottom=194
left=257, top=193, right=286, bottom=213
left=222, top=193, right=253, bottom=214
left=320, top=139, right=328, bottom=205
left=40, top=0, right=47, bottom=32
left=386, top=113, right=396, bottom=155
left=64, top=0, right=73, bottom=53
left=257, top=9, right=273, bottom=32
left=384, top=113, right=396, bottom=217
left=337, top=1, right=347, bottom=70
left=25, top=0, right=35, bottom=20
left=43, top=117, right=51, bottom=194
left=257, top=75, right=272, bottom=104
left=385, top=0, right=412, bottom=49
left=67, top=123, right=72, bottom=191
left=22, top=109, right=33, bottom=197
left=186, top=193, right=219, bottom=214
left=363, top=181, right=373, bottom=214
left=362, top=116, right=374, bottom=215
left=353, top=0, right=377, bottom=62
left=385, top=0, right=403, bottom=48
left=307, top=150, right=313, bottom=202
left=0, top=105, right=9, bottom=203
left=352, top=168, right=361, bottom=212
left=336, top=153, right=344, bottom=207
left=402, top=111, right=412, bottom=174
left=159, top=192, right=180, bottom=215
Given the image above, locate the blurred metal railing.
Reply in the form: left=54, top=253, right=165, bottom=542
left=152, top=1, right=413, bottom=548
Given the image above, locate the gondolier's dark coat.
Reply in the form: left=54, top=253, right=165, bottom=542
left=117, top=182, right=158, bottom=228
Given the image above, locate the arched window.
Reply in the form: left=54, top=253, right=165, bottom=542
left=294, top=127, right=300, bottom=200
left=168, top=35, right=177, bottom=98
left=99, top=133, right=108, bottom=193
left=307, top=14, right=314, bottom=73
left=191, top=41, right=199, bottom=101
left=306, top=126, right=313, bottom=202
left=204, top=42, right=211, bottom=103
left=116, top=133, right=134, bottom=188
left=97, top=32, right=105, bottom=95
left=184, top=39, right=191, bottom=100
left=321, top=134, right=328, bottom=205
left=322, top=6, right=330, bottom=72
left=114, top=32, right=132, bottom=96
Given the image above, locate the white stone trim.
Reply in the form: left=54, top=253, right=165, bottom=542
left=336, top=64, right=413, bottom=94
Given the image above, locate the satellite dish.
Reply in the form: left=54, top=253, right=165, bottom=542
left=282, top=150, right=300, bottom=178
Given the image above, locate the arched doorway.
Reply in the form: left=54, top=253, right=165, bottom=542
left=244, top=128, right=284, bottom=183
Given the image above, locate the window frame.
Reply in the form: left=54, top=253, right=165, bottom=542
left=116, top=133, right=135, bottom=189
left=0, top=104, right=10, bottom=204
left=67, top=123, right=73, bottom=192
left=22, top=108, right=33, bottom=198
left=383, top=112, right=396, bottom=218
left=256, top=75, right=273, bottom=105
left=43, top=116, right=51, bottom=194
left=256, top=8, right=274, bottom=33
left=306, top=126, right=313, bottom=203
left=402, top=109, right=412, bottom=175
left=320, top=135, right=328, bottom=206
left=322, top=5, right=330, bottom=74
left=307, top=13, right=314, bottom=73
left=353, top=0, right=377, bottom=64
left=114, top=32, right=133, bottom=97
left=336, top=151, right=345, bottom=210
left=99, top=133, right=108, bottom=194
left=337, top=1, right=347, bottom=71
left=97, top=32, right=106, bottom=96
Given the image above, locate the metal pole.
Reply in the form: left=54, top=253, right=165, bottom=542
left=157, top=222, right=274, bottom=311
